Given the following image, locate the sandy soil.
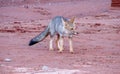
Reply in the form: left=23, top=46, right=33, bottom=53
left=0, top=0, right=120, bottom=74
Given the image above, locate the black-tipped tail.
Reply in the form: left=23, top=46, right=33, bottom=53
left=29, top=39, right=39, bottom=46
left=29, top=26, right=49, bottom=46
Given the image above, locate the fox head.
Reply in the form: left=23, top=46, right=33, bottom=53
left=62, top=17, right=78, bottom=35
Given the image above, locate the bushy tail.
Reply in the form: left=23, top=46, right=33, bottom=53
left=29, top=26, right=49, bottom=46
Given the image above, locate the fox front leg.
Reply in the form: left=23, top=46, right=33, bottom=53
left=69, top=37, right=74, bottom=53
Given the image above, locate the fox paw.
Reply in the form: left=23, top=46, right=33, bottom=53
left=58, top=50, right=63, bottom=53
left=49, top=48, right=54, bottom=51
left=70, top=51, right=74, bottom=54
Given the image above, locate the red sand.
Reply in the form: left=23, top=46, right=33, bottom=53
left=0, top=0, right=120, bottom=74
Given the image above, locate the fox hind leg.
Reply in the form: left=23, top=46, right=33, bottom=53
left=56, top=34, right=60, bottom=50
left=58, top=37, right=64, bottom=53
left=49, top=37, right=54, bottom=51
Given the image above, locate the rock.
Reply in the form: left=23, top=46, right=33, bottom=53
left=4, top=58, right=12, bottom=62
left=42, top=66, right=49, bottom=71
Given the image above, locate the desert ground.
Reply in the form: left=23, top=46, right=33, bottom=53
left=0, top=0, right=120, bottom=74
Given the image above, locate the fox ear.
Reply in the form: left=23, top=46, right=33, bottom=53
left=70, top=17, right=75, bottom=23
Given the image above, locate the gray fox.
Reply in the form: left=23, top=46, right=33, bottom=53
left=29, top=16, right=78, bottom=53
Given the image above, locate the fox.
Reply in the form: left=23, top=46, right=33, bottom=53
left=29, top=16, right=78, bottom=53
